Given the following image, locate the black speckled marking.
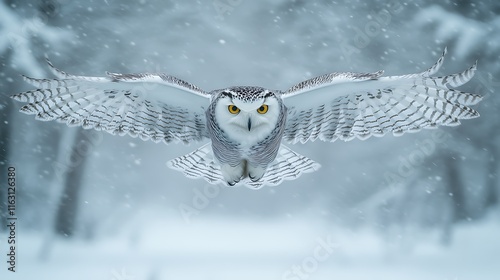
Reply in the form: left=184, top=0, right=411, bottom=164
left=223, top=86, right=276, bottom=103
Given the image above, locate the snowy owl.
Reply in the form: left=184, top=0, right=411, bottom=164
left=11, top=49, right=482, bottom=188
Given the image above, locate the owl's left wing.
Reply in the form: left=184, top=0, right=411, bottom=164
left=11, top=61, right=210, bottom=144
left=281, top=49, right=482, bottom=144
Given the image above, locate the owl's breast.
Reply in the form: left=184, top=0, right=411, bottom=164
left=222, top=123, right=276, bottom=148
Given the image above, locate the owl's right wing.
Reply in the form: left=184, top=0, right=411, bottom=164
left=11, top=61, right=210, bottom=144
left=281, top=48, right=482, bottom=144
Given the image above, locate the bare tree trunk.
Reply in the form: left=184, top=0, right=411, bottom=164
left=54, top=128, right=88, bottom=237
left=444, top=153, right=468, bottom=222
left=440, top=151, right=467, bottom=245
left=485, top=146, right=499, bottom=208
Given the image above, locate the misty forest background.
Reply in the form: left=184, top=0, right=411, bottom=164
left=0, top=0, right=499, bottom=279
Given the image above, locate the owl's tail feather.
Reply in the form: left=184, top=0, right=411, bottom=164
left=167, top=144, right=320, bottom=188
left=166, top=143, right=224, bottom=184
left=246, top=145, right=321, bottom=189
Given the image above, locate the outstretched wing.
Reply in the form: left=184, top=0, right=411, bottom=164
left=11, top=61, right=210, bottom=144
left=282, top=48, right=482, bottom=144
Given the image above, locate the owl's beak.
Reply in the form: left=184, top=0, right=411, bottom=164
left=247, top=118, right=252, bottom=131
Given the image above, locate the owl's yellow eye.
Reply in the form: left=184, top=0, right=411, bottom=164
left=228, top=105, right=240, bottom=114
left=257, top=104, right=268, bottom=114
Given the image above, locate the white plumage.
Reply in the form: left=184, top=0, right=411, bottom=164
left=11, top=49, right=482, bottom=188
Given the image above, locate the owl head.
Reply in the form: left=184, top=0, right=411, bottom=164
left=213, top=86, right=283, bottom=144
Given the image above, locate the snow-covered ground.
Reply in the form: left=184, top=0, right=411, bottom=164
left=3, top=212, right=499, bottom=280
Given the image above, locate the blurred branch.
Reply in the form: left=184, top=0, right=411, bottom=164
left=0, top=1, right=72, bottom=76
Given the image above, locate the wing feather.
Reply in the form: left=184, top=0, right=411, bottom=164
left=282, top=49, right=482, bottom=143
left=12, top=61, right=211, bottom=144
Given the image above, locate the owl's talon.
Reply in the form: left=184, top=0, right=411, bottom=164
left=248, top=174, right=261, bottom=182
left=248, top=166, right=266, bottom=182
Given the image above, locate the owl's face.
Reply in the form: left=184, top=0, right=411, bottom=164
left=214, top=86, right=282, bottom=145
